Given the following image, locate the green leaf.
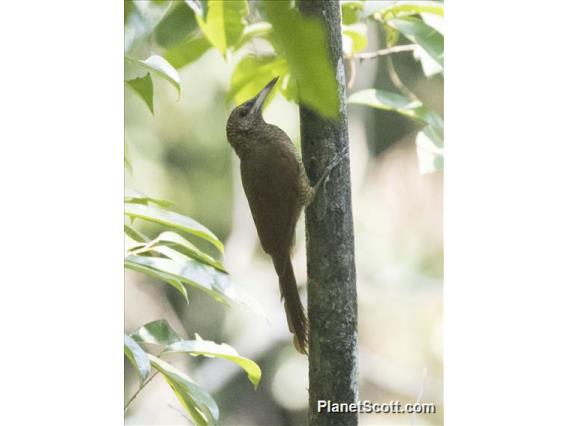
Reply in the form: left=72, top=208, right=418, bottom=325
left=126, top=73, right=154, bottom=114
left=347, top=89, right=443, bottom=132
left=131, top=319, right=183, bottom=346
left=381, top=1, right=444, bottom=18
left=125, top=232, right=144, bottom=253
left=234, top=22, right=273, bottom=51
left=279, top=73, right=297, bottom=102
left=124, top=189, right=174, bottom=208
left=164, top=339, right=261, bottom=389
left=421, top=12, right=443, bottom=35
left=348, top=89, right=444, bottom=173
left=416, top=125, right=443, bottom=174
left=387, top=16, right=443, bottom=66
left=164, top=33, right=212, bottom=69
left=124, top=203, right=224, bottom=253
left=185, top=0, right=208, bottom=19
left=413, top=45, right=443, bottom=77
left=341, top=1, right=365, bottom=25
left=148, top=354, right=219, bottom=426
left=227, top=55, right=288, bottom=106
left=343, top=23, right=368, bottom=55
left=124, top=229, right=226, bottom=272
left=125, top=0, right=171, bottom=53
left=125, top=256, right=189, bottom=303
left=153, top=1, right=198, bottom=48
left=125, top=0, right=135, bottom=24
left=125, top=55, right=181, bottom=100
left=264, top=2, right=339, bottom=118
left=124, top=334, right=151, bottom=384
left=154, top=231, right=227, bottom=272
left=125, top=255, right=237, bottom=305
left=124, top=223, right=150, bottom=243
left=196, top=0, right=248, bottom=56
left=151, top=245, right=193, bottom=264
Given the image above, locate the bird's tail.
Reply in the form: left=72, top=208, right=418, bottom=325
left=273, top=254, right=308, bottom=354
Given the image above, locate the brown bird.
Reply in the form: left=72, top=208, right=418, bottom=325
left=226, top=77, right=345, bottom=354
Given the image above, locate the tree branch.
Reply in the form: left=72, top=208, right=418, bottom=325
left=298, top=1, right=358, bottom=425
left=386, top=52, right=420, bottom=102
left=124, top=371, right=159, bottom=412
left=124, top=349, right=165, bottom=413
left=349, top=44, right=417, bottom=60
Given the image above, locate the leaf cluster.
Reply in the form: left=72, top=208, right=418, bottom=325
left=123, top=191, right=260, bottom=424
left=125, top=320, right=261, bottom=425
left=124, top=0, right=340, bottom=118
left=343, top=0, right=444, bottom=173
left=124, top=0, right=444, bottom=173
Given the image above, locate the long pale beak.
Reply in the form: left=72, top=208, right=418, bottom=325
left=251, top=76, right=279, bottom=114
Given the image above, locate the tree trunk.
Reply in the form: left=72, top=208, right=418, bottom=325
left=298, top=1, right=358, bottom=425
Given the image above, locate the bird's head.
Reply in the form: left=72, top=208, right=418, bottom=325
left=226, top=77, right=279, bottom=152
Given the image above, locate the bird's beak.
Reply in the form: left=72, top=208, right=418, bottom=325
left=251, top=76, right=279, bottom=114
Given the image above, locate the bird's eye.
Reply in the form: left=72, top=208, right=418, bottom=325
left=239, top=109, right=248, bottom=117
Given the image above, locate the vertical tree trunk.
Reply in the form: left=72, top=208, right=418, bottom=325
left=298, top=1, right=358, bottom=425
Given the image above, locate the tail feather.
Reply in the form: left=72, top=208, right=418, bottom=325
left=273, top=255, right=308, bottom=354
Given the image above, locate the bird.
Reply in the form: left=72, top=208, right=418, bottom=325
left=226, top=76, right=346, bottom=354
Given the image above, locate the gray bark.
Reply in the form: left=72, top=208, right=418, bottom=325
left=298, top=1, right=358, bottom=425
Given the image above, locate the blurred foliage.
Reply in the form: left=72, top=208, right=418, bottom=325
left=195, top=0, right=249, bottom=56
left=124, top=6, right=262, bottom=413
left=348, top=88, right=443, bottom=173
left=154, top=2, right=198, bottom=48
left=124, top=0, right=444, bottom=424
left=123, top=187, right=260, bottom=424
left=262, top=1, right=339, bottom=117
left=344, top=0, right=444, bottom=172
left=125, top=73, right=154, bottom=113
left=125, top=0, right=443, bottom=174
left=125, top=334, right=152, bottom=384
left=126, top=319, right=262, bottom=425
left=227, top=55, right=288, bottom=106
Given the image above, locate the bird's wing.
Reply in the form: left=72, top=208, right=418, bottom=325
left=240, top=144, right=301, bottom=258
